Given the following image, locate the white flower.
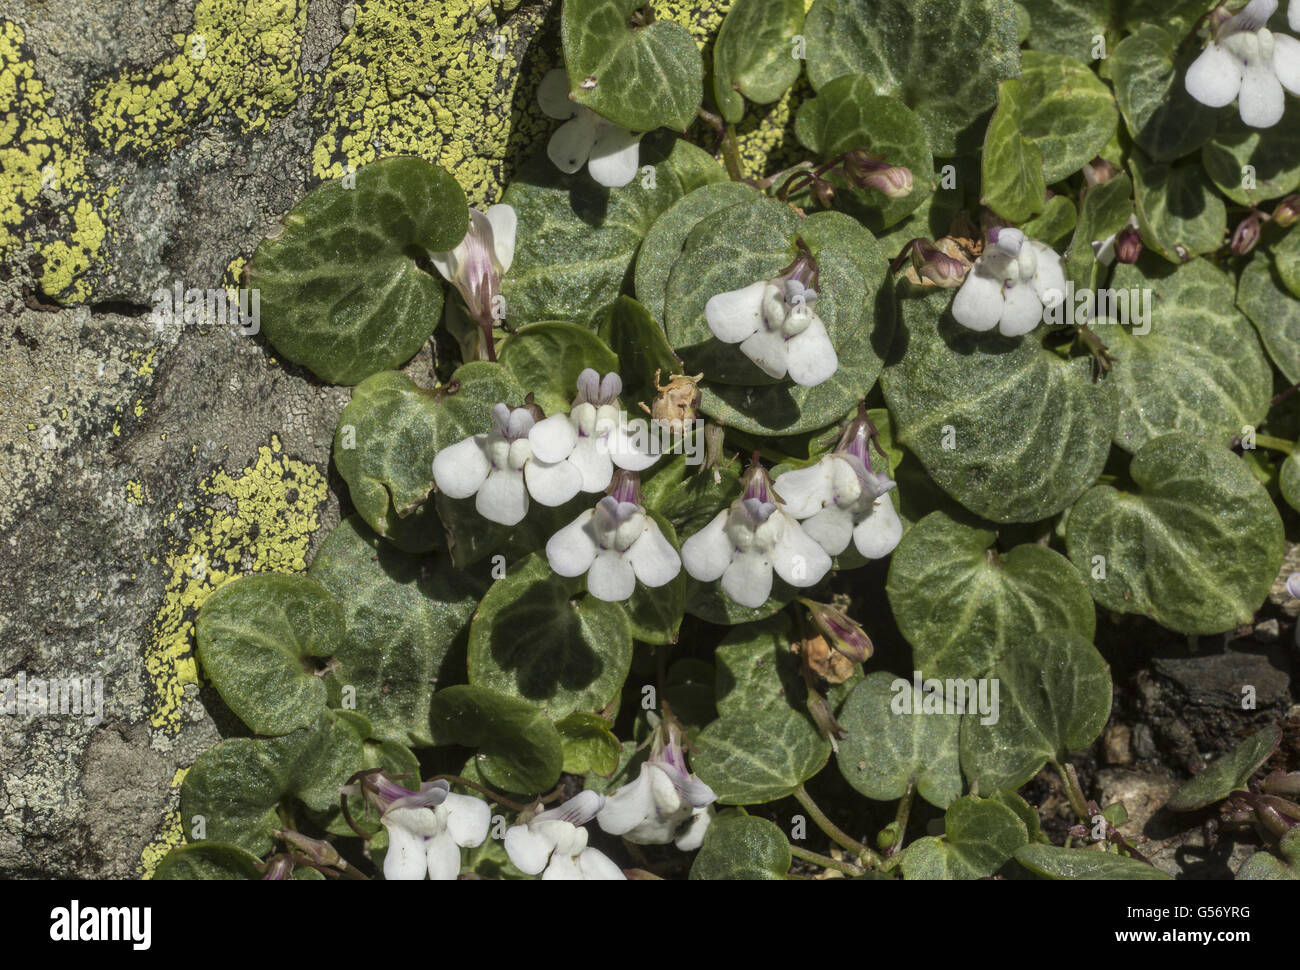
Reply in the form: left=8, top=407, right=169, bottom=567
left=546, top=471, right=680, bottom=602
left=537, top=69, right=642, bottom=188
left=705, top=246, right=838, bottom=387
left=429, top=204, right=515, bottom=328
left=1292, top=0, right=1299, bottom=31
left=598, top=715, right=716, bottom=846
left=504, top=791, right=626, bottom=880
left=681, top=459, right=832, bottom=609
left=951, top=228, right=1066, bottom=337
left=528, top=369, right=658, bottom=492
left=348, top=774, right=490, bottom=881
left=432, top=402, right=582, bottom=525
left=1185, top=0, right=1300, bottom=128
left=773, top=412, right=902, bottom=560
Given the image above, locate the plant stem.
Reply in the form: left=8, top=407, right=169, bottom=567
left=794, top=783, right=883, bottom=868
left=1054, top=760, right=1091, bottom=820
left=888, top=779, right=916, bottom=857
left=788, top=844, right=867, bottom=876
left=721, top=122, right=744, bottom=182
left=1254, top=433, right=1295, bottom=454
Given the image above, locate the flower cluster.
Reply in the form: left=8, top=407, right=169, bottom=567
left=1185, top=0, right=1300, bottom=128
left=950, top=228, right=1066, bottom=337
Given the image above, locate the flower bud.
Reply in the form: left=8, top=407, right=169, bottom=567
left=277, top=829, right=341, bottom=868
left=1082, top=157, right=1118, bottom=187
left=1116, top=225, right=1143, bottom=264
left=1273, top=194, right=1300, bottom=228
left=1231, top=213, right=1262, bottom=256
left=812, top=177, right=836, bottom=209
left=804, top=684, right=847, bottom=750
left=801, top=598, right=873, bottom=663
left=911, top=238, right=967, bottom=287
left=260, top=854, right=294, bottom=880
left=845, top=150, right=913, bottom=198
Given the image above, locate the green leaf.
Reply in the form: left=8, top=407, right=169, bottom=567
left=179, top=738, right=287, bottom=855
left=560, top=0, right=703, bottom=132
left=1022, top=195, right=1078, bottom=249
left=599, top=295, right=684, bottom=408
left=1124, top=0, right=1216, bottom=38
left=692, top=707, right=831, bottom=805
left=1018, top=0, right=1119, bottom=62
left=901, top=794, right=1028, bottom=880
left=1238, top=827, right=1300, bottom=880
left=501, top=136, right=724, bottom=329
left=1238, top=253, right=1300, bottom=384
left=1111, top=25, right=1218, bottom=163
left=887, top=511, right=1095, bottom=681
left=690, top=812, right=792, bottom=879
left=497, top=321, right=620, bottom=416
left=1015, top=844, right=1171, bottom=879
left=804, top=0, right=1021, bottom=156
left=251, top=157, right=466, bottom=385
left=665, top=203, right=893, bottom=436
left=1102, top=258, right=1271, bottom=453
left=642, top=452, right=739, bottom=538
left=308, top=515, right=483, bottom=747
left=334, top=363, right=525, bottom=552
left=555, top=712, right=622, bottom=775
left=1065, top=432, right=1285, bottom=634
left=429, top=684, right=565, bottom=794
left=1277, top=226, right=1300, bottom=299
left=1203, top=106, right=1300, bottom=206
left=795, top=79, right=934, bottom=232
left=1017, top=50, right=1118, bottom=184
left=467, top=552, right=633, bottom=720
left=835, top=671, right=963, bottom=809
left=880, top=289, right=1117, bottom=523
left=712, top=0, right=804, bottom=123
left=982, top=79, right=1047, bottom=223
left=1167, top=725, right=1281, bottom=811
left=959, top=631, right=1112, bottom=792
left=195, top=574, right=343, bottom=736
left=152, top=842, right=264, bottom=880
left=1131, top=153, right=1227, bottom=262
left=288, top=711, right=367, bottom=812
left=1282, top=452, right=1300, bottom=513
left=635, top=182, right=760, bottom=326
left=1064, top=174, right=1134, bottom=293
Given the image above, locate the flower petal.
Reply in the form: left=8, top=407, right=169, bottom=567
left=1239, top=60, right=1285, bottom=126
left=524, top=456, right=583, bottom=506
left=784, top=315, right=838, bottom=387
left=574, top=847, right=626, bottom=880
left=705, top=281, right=766, bottom=343
left=587, top=124, right=642, bottom=188
left=535, top=790, right=604, bottom=826
left=1292, top=0, right=1299, bottom=31
left=721, top=551, right=774, bottom=608
left=382, top=819, right=429, bottom=880
left=1029, top=244, right=1067, bottom=310
left=425, top=831, right=463, bottom=881
left=528, top=413, right=579, bottom=463
left=1185, top=43, right=1243, bottom=108
left=485, top=204, right=517, bottom=274
left=1273, top=32, right=1300, bottom=95
left=770, top=516, right=833, bottom=588
left=674, top=805, right=714, bottom=851
left=567, top=435, right=614, bottom=493
left=541, top=853, right=584, bottom=880
left=504, top=824, right=554, bottom=875
left=800, top=505, right=855, bottom=556
left=537, top=68, right=578, bottom=119
left=476, top=468, right=529, bottom=525
left=444, top=792, right=491, bottom=848
left=546, top=510, right=600, bottom=577
left=547, top=114, right=598, bottom=174
left=608, top=419, right=660, bottom=471
left=951, top=270, right=1005, bottom=332
left=586, top=549, right=637, bottom=601
left=681, top=510, right=733, bottom=582
left=596, top=764, right=656, bottom=836
left=739, top=326, right=789, bottom=379
left=772, top=459, right=834, bottom=519
left=853, top=496, right=904, bottom=559
left=998, top=282, right=1044, bottom=337
left=625, top=522, right=682, bottom=588
left=432, top=436, right=491, bottom=499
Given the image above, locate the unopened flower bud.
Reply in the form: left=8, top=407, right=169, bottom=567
left=845, top=150, right=913, bottom=198
left=277, top=829, right=341, bottom=868
left=1273, top=194, right=1300, bottom=227
left=801, top=598, right=873, bottom=663
left=812, top=177, right=836, bottom=209
left=805, top=685, right=847, bottom=751
left=911, top=238, right=967, bottom=287
left=1082, top=157, right=1118, bottom=187
left=1231, top=213, right=1263, bottom=256
left=1116, top=225, right=1143, bottom=264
